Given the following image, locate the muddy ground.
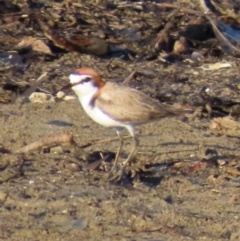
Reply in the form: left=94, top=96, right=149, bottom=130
left=1, top=0, right=240, bottom=240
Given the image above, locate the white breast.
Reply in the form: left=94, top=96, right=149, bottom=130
left=71, top=80, right=128, bottom=129
left=79, top=94, right=126, bottom=128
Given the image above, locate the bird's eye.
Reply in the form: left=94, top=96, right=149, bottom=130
left=81, top=77, right=91, bottom=83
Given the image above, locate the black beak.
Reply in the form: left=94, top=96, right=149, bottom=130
left=53, top=83, right=73, bottom=96
left=59, top=83, right=73, bottom=92
left=53, top=81, right=82, bottom=97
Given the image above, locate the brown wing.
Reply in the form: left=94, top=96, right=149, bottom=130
left=93, top=82, right=190, bottom=124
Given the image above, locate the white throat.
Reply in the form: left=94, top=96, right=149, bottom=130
left=69, top=73, right=98, bottom=107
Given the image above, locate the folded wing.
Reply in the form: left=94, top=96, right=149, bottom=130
left=93, top=82, right=191, bottom=124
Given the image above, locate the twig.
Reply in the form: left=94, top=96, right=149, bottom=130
left=80, top=135, right=131, bottom=148
left=21, top=72, right=48, bottom=98
left=154, top=3, right=199, bottom=15
left=18, top=72, right=48, bottom=107
left=16, top=133, right=73, bottom=154
left=122, top=70, right=136, bottom=85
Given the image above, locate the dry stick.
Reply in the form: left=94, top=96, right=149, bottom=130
left=122, top=70, right=136, bottom=85
left=80, top=131, right=168, bottom=149
left=154, top=3, right=199, bottom=15
left=80, top=135, right=131, bottom=148
left=18, top=72, right=48, bottom=106
left=22, top=72, right=48, bottom=97
left=16, top=133, right=73, bottom=154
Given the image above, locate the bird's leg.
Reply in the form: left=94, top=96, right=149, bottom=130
left=109, top=127, right=139, bottom=181
left=111, top=129, right=124, bottom=171
left=122, top=135, right=139, bottom=168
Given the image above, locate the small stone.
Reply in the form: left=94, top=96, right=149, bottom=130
left=56, top=91, right=66, bottom=99
left=50, top=146, right=63, bottom=154
left=29, top=92, right=55, bottom=103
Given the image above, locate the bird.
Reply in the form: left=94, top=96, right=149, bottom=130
left=59, top=67, right=192, bottom=180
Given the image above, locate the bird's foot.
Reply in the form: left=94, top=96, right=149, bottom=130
left=106, top=166, right=126, bottom=182
left=106, top=162, right=153, bottom=182
left=125, top=163, right=154, bottom=179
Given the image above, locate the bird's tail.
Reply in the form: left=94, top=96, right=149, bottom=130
left=167, top=104, right=193, bottom=116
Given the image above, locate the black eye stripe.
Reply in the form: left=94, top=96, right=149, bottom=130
left=81, top=77, right=91, bottom=83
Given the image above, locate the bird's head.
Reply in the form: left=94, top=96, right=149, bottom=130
left=68, top=68, right=105, bottom=97
left=58, top=68, right=105, bottom=99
